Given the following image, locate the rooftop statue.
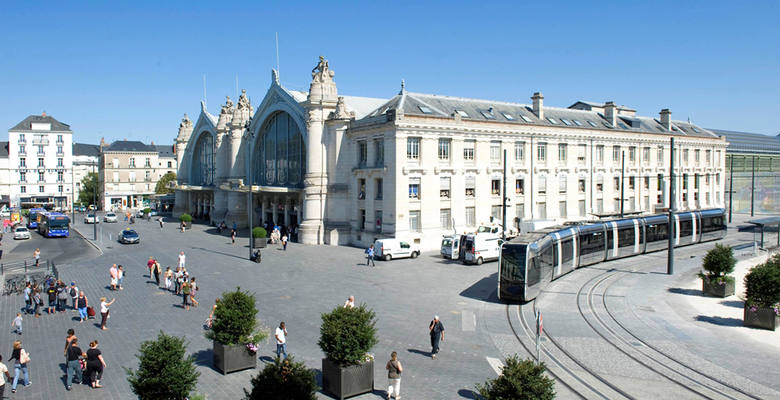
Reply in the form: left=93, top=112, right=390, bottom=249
left=220, top=95, right=235, bottom=115
left=179, top=113, right=192, bottom=129
left=237, top=89, right=251, bottom=111
left=311, top=55, right=334, bottom=82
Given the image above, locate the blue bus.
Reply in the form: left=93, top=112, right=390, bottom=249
left=38, top=212, right=70, bottom=238
left=27, top=208, right=47, bottom=229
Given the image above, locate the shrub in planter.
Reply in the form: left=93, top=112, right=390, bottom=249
left=319, top=304, right=378, bottom=399
left=697, top=244, right=736, bottom=297
left=126, top=331, right=200, bottom=400
left=743, top=254, right=780, bottom=330
left=179, top=213, right=193, bottom=222
left=206, top=288, right=267, bottom=373
left=252, top=227, right=267, bottom=248
left=476, top=355, right=555, bottom=400
left=143, top=207, right=151, bottom=215
left=244, top=355, right=318, bottom=400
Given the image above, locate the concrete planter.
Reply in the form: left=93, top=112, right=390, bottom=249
left=252, top=238, right=267, bottom=248
left=702, top=278, right=735, bottom=298
left=213, top=341, right=256, bottom=374
left=322, top=358, right=373, bottom=400
left=743, top=305, right=780, bottom=331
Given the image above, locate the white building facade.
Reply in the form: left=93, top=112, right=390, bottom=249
left=7, top=114, right=74, bottom=210
left=72, top=143, right=100, bottom=205
left=175, top=58, right=727, bottom=251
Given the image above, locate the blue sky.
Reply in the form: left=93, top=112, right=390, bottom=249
left=1, top=1, right=778, bottom=145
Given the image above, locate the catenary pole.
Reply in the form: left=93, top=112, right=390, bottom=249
left=620, top=151, right=625, bottom=218
left=502, top=149, right=507, bottom=241
left=728, top=155, right=733, bottom=223
left=667, top=137, right=675, bottom=275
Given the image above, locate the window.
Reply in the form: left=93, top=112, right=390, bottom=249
left=643, top=147, right=651, bottom=165
left=480, top=110, right=496, bottom=119
left=358, top=179, right=366, bottom=199
left=57, top=171, right=64, bottom=182
left=408, top=177, right=420, bottom=199
left=57, top=145, right=63, bottom=154
left=578, top=144, right=586, bottom=163
left=491, top=205, right=502, bottom=222
left=705, top=174, right=710, bottom=185
left=19, top=145, right=25, bottom=154
left=538, top=175, right=547, bottom=194
left=129, top=158, right=136, bottom=168
left=516, top=203, right=525, bottom=222
left=644, top=176, right=650, bottom=189
left=560, top=118, right=572, bottom=126
left=19, top=158, right=26, bottom=167
left=612, top=146, right=621, bottom=162
left=573, top=119, right=583, bottom=126
left=440, top=209, right=452, bottom=229
left=578, top=179, right=586, bottom=193
left=19, top=134, right=25, bottom=142
left=359, top=209, right=366, bottom=230
left=515, top=178, right=524, bottom=194
left=463, top=140, right=475, bottom=161
left=537, top=142, right=546, bottom=162
left=375, top=178, right=383, bottom=200
left=537, top=202, right=547, bottom=219
left=491, top=179, right=501, bottom=195
left=57, top=134, right=63, bottom=143
left=37, top=145, right=44, bottom=155
left=58, top=185, right=63, bottom=193
left=694, top=174, right=700, bottom=189
left=502, top=113, right=514, bottom=121
left=683, top=173, right=689, bottom=190
left=596, top=145, right=604, bottom=164
left=145, top=170, right=151, bottom=181
left=144, top=158, right=151, bottom=167
left=629, top=176, right=635, bottom=190
left=375, top=210, right=383, bottom=232
left=559, top=173, right=567, bottom=193
left=407, top=137, right=420, bottom=160
left=374, top=139, right=384, bottom=166
left=418, top=105, right=433, bottom=114
left=57, top=158, right=63, bottom=167
left=20, top=186, right=26, bottom=193
left=455, top=110, right=469, bottom=118
left=596, top=198, right=603, bottom=213
left=129, top=171, right=136, bottom=182
left=409, top=210, right=421, bottom=232
left=657, top=147, right=664, bottom=165
left=167, top=161, right=172, bottom=168
left=438, top=138, right=451, bottom=160
left=705, top=150, right=711, bottom=166
left=358, top=140, right=367, bottom=167
left=596, top=176, right=603, bottom=192
left=695, top=149, right=700, bottom=164
left=559, top=201, right=567, bottom=218
left=490, top=141, right=501, bottom=163
left=38, top=172, right=44, bottom=182
left=39, top=185, right=44, bottom=193
left=614, top=198, right=621, bottom=211
left=683, top=149, right=689, bottom=164
left=112, top=158, right=119, bottom=168
left=113, top=172, right=119, bottom=182
left=20, top=172, right=26, bottom=182
left=587, top=120, right=598, bottom=127
left=715, top=150, right=721, bottom=167
left=440, top=177, right=451, bottom=198
left=546, top=117, right=558, bottom=124
left=558, top=144, right=567, bottom=162
left=38, top=158, right=44, bottom=167
left=629, top=147, right=636, bottom=163
left=657, top=174, right=664, bottom=190
left=578, top=200, right=586, bottom=217
left=465, top=207, right=475, bottom=227
left=465, top=175, right=475, bottom=197
left=514, top=141, right=524, bottom=161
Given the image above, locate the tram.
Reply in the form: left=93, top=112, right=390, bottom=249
left=498, top=208, right=727, bottom=303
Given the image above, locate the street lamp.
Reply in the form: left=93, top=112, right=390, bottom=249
left=245, top=120, right=255, bottom=260
left=93, top=163, right=97, bottom=241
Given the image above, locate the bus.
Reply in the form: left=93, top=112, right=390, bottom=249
left=38, top=212, right=70, bottom=238
left=27, top=208, right=47, bottom=229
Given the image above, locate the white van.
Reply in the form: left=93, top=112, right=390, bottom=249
left=462, top=233, right=502, bottom=265
left=440, top=235, right=465, bottom=259
left=374, top=239, right=420, bottom=261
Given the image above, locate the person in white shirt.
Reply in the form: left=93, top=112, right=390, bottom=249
left=275, top=322, right=287, bottom=360
left=178, top=251, right=186, bottom=269
left=344, top=296, right=355, bottom=308
left=0, top=354, right=11, bottom=397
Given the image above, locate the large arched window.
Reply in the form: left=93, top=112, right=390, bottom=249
left=253, top=112, right=305, bottom=187
left=192, top=132, right=215, bottom=186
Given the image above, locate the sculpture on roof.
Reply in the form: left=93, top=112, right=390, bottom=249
left=311, top=55, right=334, bottom=82
left=328, top=96, right=354, bottom=120
left=180, top=113, right=192, bottom=129
left=220, top=95, right=234, bottom=115
left=272, top=69, right=280, bottom=85
left=237, top=89, right=251, bottom=111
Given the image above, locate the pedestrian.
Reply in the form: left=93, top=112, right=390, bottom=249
left=85, top=340, right=105, bottom=389
left=146, top=256, right=156, bottom=278
left=275, top=322, right=288, bottom=360
left=32, top=289, right=42, bottom=317
left=181, top=280, right=191, bottom=311
left=77, top=292, right=89, bottom=322
left=386, top=351, right=403, bottom=400
left=10, top=313, right=22, bottom=335
left=178, top=251, right=186, bottom=269
left=46, top=282, right=57, bottom=314
left=117, top=265, right=125, bottom=290
left=189, top=277, right=199, bottom=307
left=282, top=234, right=288, bottom=251
left=158, top=217, right=164, bottom=230
left=9, top=340, right=30, bottom=393
left=429, top=315, right=445, bottom=359
left=99, top=297, right=115, bottom=330
left=174, top=267, right=184, bottom=295
left=207, top=298, right=219, bottom=328
left=344, top=296, right=355, bottom=308
left=231, top=229, right=236, bottom=244
left=153, top=261, right=161, bottom=286
left=0, top=354, right=11, bottom=398
left=232, top=221, right=237, bottom=232
left=365, top=244, right=376, bottom=267
left=180, top=221, right=185, bottom=232
left=69, top=282, right=79, bottom=310
left=64, top=329, right=77, bottom=356
left=64, top=337, right=84, bottom=390
left=109, top=264, right=118, bottom=291
left=57, top=281, right=69, bottom=312
left=23, top=282, right=32, bottom=315
left=164, top=267, right=173, bottom=291
left=33, top=248, right=40, bottom=267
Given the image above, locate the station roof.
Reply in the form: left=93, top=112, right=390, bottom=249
left=709, top=129, right=780, bottom=155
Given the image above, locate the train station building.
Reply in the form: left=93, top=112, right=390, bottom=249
left=174, top=57, right=727, bottom=250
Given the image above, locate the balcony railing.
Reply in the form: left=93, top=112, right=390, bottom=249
left=32, top=139, right=49, bottom=146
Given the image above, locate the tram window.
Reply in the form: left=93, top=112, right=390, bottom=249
left=527, top=255, right=541, bottom=286
left=561, top=239, right=573, bottom=264
left=580, top=232, right=604, bottom=255
left=539, top=245, right=554, bottom=279
left=618, top=227, right=635, bottom=248
left=679, top=220, right=692, bottom=237
left=646, top=223, right=668, bottom=242
left=500, top=245, right=526, bottom=282
left=702, top=216, right=723, bottom=233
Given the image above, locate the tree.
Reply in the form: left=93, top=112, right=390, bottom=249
left=126, top=331, right=200, bottom=400
left=78, top=172, right=98, bottom=206
left=318, top=304, right=378, bottom=366
left=206, top=287, right=267, bottom=345
left=476, top=355, right=555, bottom=400
left=244, top=356, right=318, bottom=400
left=701, top=244, right=736, bottom=280
left=155, top=171, right=177, bottom=194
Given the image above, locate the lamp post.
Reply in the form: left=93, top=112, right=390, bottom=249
left=667, top=137, right=675, bottom=275
left=92, top=163, right=97, bottom=241
left=246, top=120, right=255, bottom=260
left=620, top=150, right=625, bottom=218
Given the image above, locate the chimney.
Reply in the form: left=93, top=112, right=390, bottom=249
left=532, top=92, right=544, bottom=120
left=660, top=109, right=672, bottom=131
left=604, top=101, right=617, bottom=126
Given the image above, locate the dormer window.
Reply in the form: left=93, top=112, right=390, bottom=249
left=418, top=105, right=433, bottom=114
left=546, top=117, right=559, bottom=124
left=520, top=115, right=533, bottom=123
left=502, top=113, right=514, bottom=121
left=455, top=110, right=469, bottom=118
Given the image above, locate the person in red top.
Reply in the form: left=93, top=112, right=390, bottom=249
left=146, top=257, right=156, bottom=279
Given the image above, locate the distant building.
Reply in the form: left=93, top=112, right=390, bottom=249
left=7, top=114, right=73, bottom=210
left=72, top=143, right=100, bottom=205
left=99, top=140, right=161, bottom=210
left=0, top=141, right=9, bottom=207
left=154, top=144, right=178, bottom=181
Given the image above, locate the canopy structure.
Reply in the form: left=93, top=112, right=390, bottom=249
left=746, top=217, right=780, bottom=249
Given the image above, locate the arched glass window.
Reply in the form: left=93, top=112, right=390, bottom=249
left=253, top=112, right=305, bottom=187
left=192, top=132, right=215, bottom=186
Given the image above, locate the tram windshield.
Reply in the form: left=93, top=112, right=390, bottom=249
left=500, top=244, right=527, bottom=282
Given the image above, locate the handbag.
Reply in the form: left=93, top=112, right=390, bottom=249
left=79, top=359, right=87, bottom=371
left=20, top=349, right=30, bottom=364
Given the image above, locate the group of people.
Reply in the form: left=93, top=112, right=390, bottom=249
left=22, top=278, right=80, bottom=318
left=64, top=329, right=107, bottom=390
left=148, top=251, right=199, bottom=311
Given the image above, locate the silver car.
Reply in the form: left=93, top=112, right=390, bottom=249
left=13, top=226, right=31, bottom=240
left=103, top=212, right=118, bottom=223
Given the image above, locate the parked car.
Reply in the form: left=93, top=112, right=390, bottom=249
left=373, top=238, right=420, bottom=261
left=463, top=233, right=502, bottom=265
left=118, top=229, right=140, bottom=244
left=13, top=226, right=31, bottom=240
left=103, top=212, right=118, bottom=223
left=84, top=214, right=99, bottom=224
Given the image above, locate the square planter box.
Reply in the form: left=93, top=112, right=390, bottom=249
left=252, top=238, right=267, bottom=248
left=213, top=341, right=256, bottom=375
left=743, top=305, right=780, bottom=331
left=702, top=278, right=735, bottom=298
left=322, top=358, right=373, bottom=400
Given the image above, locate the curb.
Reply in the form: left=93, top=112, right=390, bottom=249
left=71, top=225, right=104, bottom=256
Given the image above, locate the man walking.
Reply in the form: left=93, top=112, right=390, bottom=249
left=23, top=283, right=32, bottom=315
left=429, top=315, right=445, bottom=359
left=365, top=244, right=376, bottom=267
left=275, top=322, right=288, bottom=360
left=69, top=282, right=79, bottom=310
left=178, top=251, right=186, bottom=270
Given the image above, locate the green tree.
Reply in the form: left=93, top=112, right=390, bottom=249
left=318, top=304, right=378, bottom=366
left=244, top=356, right=318, bottom=400
left=476, top=355, right=555, bottom=400
left=126, top=332, right=200, bottom=400
left=78, top=172, right=98, bottom=205
left=206, top=287, right=267, bottom=345
left=155, top=171, right=177, bottom=194
left=744, top=253, right=780, bottom=308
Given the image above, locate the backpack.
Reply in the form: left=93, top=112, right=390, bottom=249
left=69, top=287, right=77, bottom=297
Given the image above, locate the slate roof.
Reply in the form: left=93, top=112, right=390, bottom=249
left=156, top=145, right=175, bottom=158
left=10, top=114, right=71, bottom=132
left=0, top=141, right=8, bottom=157
left=104, top=140, right=156, bottom=152
left=283, top=88, right=386, bottom=119
left=73, top=143, right=100, bottom=157
left=708, top=129, right=780, bottom=155
left=364, top=91, right=719, bottom=139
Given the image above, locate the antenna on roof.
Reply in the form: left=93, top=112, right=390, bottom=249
left=202, top=74, right=207, bottom=108
left=275, top=32, right=280, bottom=81
left=236, top=74, right=239, bottom=98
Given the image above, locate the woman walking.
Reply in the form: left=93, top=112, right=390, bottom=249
left=231, top=229, right=236, bottom=244
left=164, top=267, right=173, bottom=291
left=181, top=280, right=191, bottom=311
left=85, top=340, right=105, bottom=388
left=32, top=289, right=42, bottom=317
left=9, top=340, right=30, bottom=393
left=189, top=277, right=199, bottom=307
left=386, top=351, right=403, bottom=400
left=77, top=291, right=89, bottom=322
left=117, top=265, right=124, bottom=290
left=33, top=248, right=40, bottom=267
left=153, top=261, right=161, bottom=286
left=99, top=297, right=115, bottom=330
left=57, top=281, right=68, bottom=312
left=0, top=354, right=11, bottom=398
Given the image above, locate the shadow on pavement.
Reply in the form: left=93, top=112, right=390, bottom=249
left=190, top=247, right=248, bottom=261
left=407, top=348, right=429, bottom=357
left=459, top=273, right=501, bottom=304
left=720, top=300, right=744, bottom=308
left=458, top=388, right=480, bottom=399
left=695, top=315, right=743, bottom=327
left=668, top=287, right=704, bottom=296
left=192, top=349, right=219, bottom=373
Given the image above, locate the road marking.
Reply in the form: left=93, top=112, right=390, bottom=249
left=486, top=356, right=503, bottom=375
left=461, top=310, right=476, bottom=332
